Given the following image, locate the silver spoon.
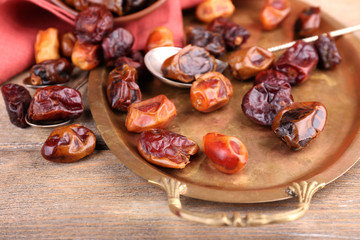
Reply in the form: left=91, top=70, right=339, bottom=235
left=25, top=73, right=89, bottom=128
left=144, top=47, right=228, bottom=88
left=22, top=77, right=67, bottom=89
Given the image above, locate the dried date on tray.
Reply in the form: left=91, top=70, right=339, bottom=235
left=30, top=58, right=73, bottom=86
left=315, top=33, right=342, bottom=69
left=203, top=132, right=248, bottom=174
left=102, top=28, right=134, bottom=65
left=259, top=0, right=291, bottom=31
left=28, top=86, right=84, bottom=123
left=185, top=26, right=226, bottom=57
left=41, top=124, right=96, bottom=163
left=242, top=82, right=294, bottom=126
left=294, top=7, right=321, bottom=37
left=71, top=40, right=101, bottom=71
left=1, top=83, right=32, bottom=128
left=138, top=129, right=199, bottom=169
left=126, top=94, right=177, bottom=133
left=195, top=0, right=235, bottom=23
left=273, top=40, right=318, bottom=85
left=146, top=26, right=174, bottom=52
left=190, top=72, right=233, bottom=112
left=74, top=5, right=114, bottom=44
left=161, top=45, right=217, bottom=83
left=107, top=65, right=142, bottom=112
left=254, top=69, right=289, bottom=86
left=61, top=32, right=76, bottom=58
left=272, top=102, right=327, bottom=150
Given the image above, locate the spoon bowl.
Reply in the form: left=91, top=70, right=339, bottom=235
left=144, top=47, right=228, bottom=88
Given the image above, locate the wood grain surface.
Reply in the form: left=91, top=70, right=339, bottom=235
left=1, top=0, right=360, bottom=239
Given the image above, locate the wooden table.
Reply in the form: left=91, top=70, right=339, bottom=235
left=1, top=0, right=360, bottom=239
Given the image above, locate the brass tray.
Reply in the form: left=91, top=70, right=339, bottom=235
left=88, top=0, right=360, bottom=226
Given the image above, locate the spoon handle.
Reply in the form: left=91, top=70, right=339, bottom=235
left=267, top=24, right=360, bottom=52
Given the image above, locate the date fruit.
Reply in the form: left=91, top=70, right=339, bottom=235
left=138, top=129, right=199, bottom=169
left=41, top=124, right=96, bottom=163
left=1, top=83, right=31, bottom=128
left=75, top=5, right=114, bottom=44
left=35, top=28, right=60, bottom=64
left=61, top=32, right=77, bottom=57
left=203, top=132, right=248, bottom=174
left=190, top=72, right=233, bottom=112
left=185, top=26, right=226, bottom=57
left=71, top=40, right=101, bottom=70
left=146, top=26, right=174, bottom=52
left=196, top=0, right=235, bottom=23
left=272, top=102, right=327, bottom=150
left=294, top=7, right=321, bottom=37
left=107, top=65, right=142, bottom=111
left=228, top=46, right=275, bottom=80
left=30, top=58, right=73, bottom=86
left=273, top=40, right=318, bottom=85
left=28, top=86, right=83, bottom=123
left=259, top=0, right=290, bottom=31
left=242, top=82, right=294, bottom=126
left=110, top=50, right=145, bottom=75
left=314, top=33, right=342, bottom=69
left=102, top=27, right=134, bottom=64
left=254, top=69, right=289, bottom=86
left=161, top=45, right=217, bottom=83
left=126, top=95, right=177, bottom=133
left=208, top=17, right=250, bottom=49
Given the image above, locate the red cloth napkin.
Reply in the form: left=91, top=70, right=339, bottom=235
left=0, top=0, right=205, bottom=83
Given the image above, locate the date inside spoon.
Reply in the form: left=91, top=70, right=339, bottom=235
left=144, top=47, right=228, bottom=88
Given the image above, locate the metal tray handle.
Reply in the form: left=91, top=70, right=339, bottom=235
left=149, top=178, right=325, bottom=227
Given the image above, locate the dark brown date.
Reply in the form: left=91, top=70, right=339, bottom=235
left=28, top=86, right=83, bottom=123
left=242, top=82, right=294, bottom=126
left=75, top=5, right=114, bottom=44
left=161, top=45, right=217, bottom=83
left=190, top=72, right=233, bottom=112
left=272, top=102, right=327, bottom=150
left=294, top=7, right=321, bottom=37
left=254, top=69, right=289, bottom=86
left=228, top=46, right=274, bottom=80
left=186, top=26, right=226, bottom=57
left=41, top=123, right=96, bottom=163
left=138, top=129, right=199, bottom=169
left=1, top=83, right=31, bottom=128
left=208, top=17, right=250, bottom=49
left=273, top=40, right=318, bottom=85
left=314, top=33, right=342, bottom=69
left=107, top=64, right=142, bottom=111
left=30, top=58, right=73, bottom=86
left=61, top=32, right=77, bottom=58
left=108, top=50, right=145, bottom=76
left=102, top=27, right=134, bottom=64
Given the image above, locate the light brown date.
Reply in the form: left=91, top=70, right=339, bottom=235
left=34, top=28, right=60, bottom=64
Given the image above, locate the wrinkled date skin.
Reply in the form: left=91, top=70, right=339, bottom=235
left=294, top=7, right=321, bottom=37
left=75, top=5, right=114, bottom=44
left=272, top=102, right=327, bottom=150
left=161, top=45, right=217, bottom=83
left=315, top=33, right=342, bottom=69
left=254, top=69, right=289, bottom=86
left=35, top=28, right=60, bottom=64
left=71, top=40, right=101, bottom=70
left=186, top=26, right=226, bottom=57
left=61, top=32, right=77, bottom=58
left=146, top=26, right=174, bottom=52
left=203, top=132, right=248, bottom=174
left=208, top=17, right=250, bottom=49
left=111, top=50, right=145, bottom=76
left=190, top=72, right=233, bottom=112
left=242, top=82, right=294, bottom=126
left=126, top=94, right=177, bottom=133
left=228, top=46, right=275, bottom=80
left=102, top=27, right=134, bottom=64
left=273, top=40, right=318, bottom=85
left=196, top=0, right=235, bottom=23
left=28, top=86, right=84, bottom=123
left=41, top=124, right=96, bottom=163
left=138, top=129, right=199, bottom=169
left=1, top=84, right=31, bottom=128
left=259, top=0, right=290, bottom=31
left=107, top=65, right=142, bottom=111
left=30, top=58, right=73, bottom=86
